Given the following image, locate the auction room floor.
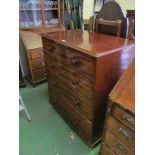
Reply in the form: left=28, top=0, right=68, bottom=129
left=19, top=82, right=100, bottom=155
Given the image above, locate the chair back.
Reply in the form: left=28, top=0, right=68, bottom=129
left=95, top=18, right=122, bottom=37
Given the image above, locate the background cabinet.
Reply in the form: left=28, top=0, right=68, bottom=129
left=19, top=0, right=64, bottom=31
left=20, top=30, right=47, bottom=86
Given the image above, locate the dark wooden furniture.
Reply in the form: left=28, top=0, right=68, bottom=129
left=100, top=59, right=135, bottom=154
left=19, top=0, right=64, bottom=32
left=95, top=18, right=122, bottom=37
left=127, top=10, right=135, bottom=40
left=19, top=63, right=26, bottom=88
left=93, top=1, right=127, bottom=37
left=20, top=30, right=46, bottom=86
left=41, top=30, right=135, bottom=147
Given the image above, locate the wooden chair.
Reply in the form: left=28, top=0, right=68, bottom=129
left=95, top=18, right=122, bottom=37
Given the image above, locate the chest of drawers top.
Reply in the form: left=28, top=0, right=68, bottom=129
left=41, top=30, right=134, bottom=58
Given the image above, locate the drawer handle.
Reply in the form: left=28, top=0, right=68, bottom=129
left=51, top=81, right=57, bottom=86
left=39, top=52, right=43, bottom=55
left=118, top=127, right=133, bottom=140
left=74, top=120, right=79, bottom=126
left=74, top=100, right=80, bottom=106
left=49, top=64, right=55, bottom=68
left=41, top=62, right=45, bottom=66
left=42, top=73, right=47, bottom=76
left=53, top=97, right=58, bottom=103
left=122, top=115, right=135, bottom=125
left=47, top=47, right=52, bottom=51
left=47, top=46, right=55, bottom=51
left=70, top=58, right=80, bottom=65
left=115, top=142, right=128, bottom=153
left=72, top=80, right=79, bottom=85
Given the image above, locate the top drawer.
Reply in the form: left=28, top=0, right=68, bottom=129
left=43, top=38, right=95, bottom=78
left=29, top=48, right=43, bottom=60
left=109, top=104, right=135, bottom=131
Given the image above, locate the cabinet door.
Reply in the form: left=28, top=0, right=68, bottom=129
left=43, top=0, right=59, bottom=26
left=19, top=0, right=43, bottom=27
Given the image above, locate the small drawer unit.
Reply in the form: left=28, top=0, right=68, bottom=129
left=20, top=30, right=46, bottom=86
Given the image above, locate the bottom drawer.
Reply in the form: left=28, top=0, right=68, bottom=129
left=32, top=68, right=46, bottom=82
left=104, top=130, right=134, bottom=155
left=100, top=143, right=117, bottom=155
left=49, top=90, right=92, bottom=143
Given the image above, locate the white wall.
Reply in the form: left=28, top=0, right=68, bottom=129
left=115, top=0, right=135, bottom=15
left=83, top=0, right=94, bottom=19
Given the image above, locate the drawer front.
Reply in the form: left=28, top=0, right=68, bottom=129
left=32, top=68, right=46, bottom=81
left=105, top=116, right=135, bottom=149
left=48, top=78, right=93, bottom=121
left=43, top=39, right=58, bottom=54
left=113, top=105, right=135, bottom=131
left=29, top=48, right=43, bottom=60
left=43, top=38, right=95, bottom=78
left=49, top=90, right=92, bottom=142
left=104, top=130, right=134, bottom=155
left=30, top=58, right=45, bottom=70
left=44, top=51, right=57, bottom=68
left=47, top=63, right=94, bottom=99
left=57, top=47, right=95, bottom=77
left=100, top=143, right=117, bottom=155
left=58, top=63, right=94, bottom=99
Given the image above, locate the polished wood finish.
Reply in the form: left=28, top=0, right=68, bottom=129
left=20, top=30, right=46, bottom=86
left=100, top=59, right=135, bottom=154
left=19, top=63, right=25, bottom=88
left=110, top=59, right=135, bottom=113
left=42, top=30, right=135, bottom=146
left=95, top=18, right=122, bottom=37
left=100, top=143, right=117, bottom=155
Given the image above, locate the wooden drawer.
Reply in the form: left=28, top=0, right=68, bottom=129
left=100, top=143, right=117, bottom=155
left=49, top=78, right=93, bottom=121
left=105, top=115, right=135, bottom=149
left=44, top=51, right=57, bottom=68
left=43, top=38, right=95, bottom=77
left=57, top=46, right=95, bottom=78
left=30, top=58, right=45, bottom=70
left=29, top=48, right=43, bottom=60
left=104, top=130, right=134, bottom=155
left=49, top=90, right=92, bottom=142
left=112, top=105, right=135, bottom=131
left=32, top=68, right=46, bottom=81
left=47, top=63, right=94, bottom=99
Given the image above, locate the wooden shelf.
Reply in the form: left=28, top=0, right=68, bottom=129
left=19, top=0, right=62, bottom=30
left=44, top=8, right=58, bottom=10
left=19, top=26, right=43, bottom=30
left=19, top=8, right=58, bottom=11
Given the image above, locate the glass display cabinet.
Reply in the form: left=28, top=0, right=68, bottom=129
left=19, top=0, right=63, bottom=30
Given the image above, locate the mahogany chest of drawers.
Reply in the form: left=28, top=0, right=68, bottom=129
left=41, top=30, right=135, bottom=146
left=20, top=30, right=46, bottom=86
left=100, top=60, right=135, bottom=154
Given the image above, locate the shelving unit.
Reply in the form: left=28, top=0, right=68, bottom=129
left=19, top=0, right=63, bottom=31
